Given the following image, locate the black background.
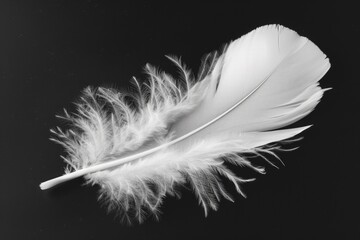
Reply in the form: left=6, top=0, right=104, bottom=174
left=1, top=1, right=359, bottom=239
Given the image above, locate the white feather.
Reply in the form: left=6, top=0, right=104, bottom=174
left=40, top=25, right=330, bottom=223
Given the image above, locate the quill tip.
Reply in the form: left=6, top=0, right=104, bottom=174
left=39, top=183, right=46, bottom=190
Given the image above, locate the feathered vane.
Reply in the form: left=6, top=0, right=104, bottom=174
left=40, top=25, right=330, bottom=223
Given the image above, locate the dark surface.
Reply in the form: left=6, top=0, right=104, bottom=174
left=1, top=1, right=359, bottom=239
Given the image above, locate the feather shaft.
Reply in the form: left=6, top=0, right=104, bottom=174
left=40, top=67, right=279, bottom=190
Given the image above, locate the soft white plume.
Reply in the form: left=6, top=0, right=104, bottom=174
left=41, top=25, right=330, bottom=223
